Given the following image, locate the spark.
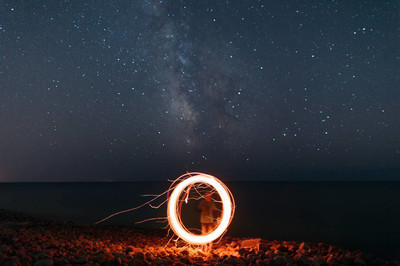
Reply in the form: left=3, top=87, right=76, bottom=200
left=167, top=172, right=235, bottom=245
left=95, top=172, right=235, bottom=247
left=94, top=187, right=172, bottom=225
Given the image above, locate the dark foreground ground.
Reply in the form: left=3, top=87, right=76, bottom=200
left=0, top=209, right=398, bottom=266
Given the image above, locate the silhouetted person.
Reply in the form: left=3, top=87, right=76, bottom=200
left=199, top=191, right=217, bottom=235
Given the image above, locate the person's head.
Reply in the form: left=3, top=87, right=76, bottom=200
left=205, top=191, right=212, bottom=202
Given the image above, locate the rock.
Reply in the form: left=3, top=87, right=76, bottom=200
left=179, top=256, right=191, bottom=264
left=129, top=259, right=145, bottom=266
left=224, top=256, right=238, bottom=265
left=1, top=245, right=12, bottom=253
left=354, top=257, right=366, bottom=265
left=114, top=257, right=123, bottom=265
left=145, top=252, right=153, bottom=261
left=126, top=245, right=134, bottom=253
left=194, top=256, right=204, bottom=263
left=16, top=253, right=29, bottom=265
left=238, top=248, right=247, bottom=256
left=299, top=242, right=310, bottom=250
left=45, top=242, right=58, bottom=249
left=35, top=253, right=51, bottom=261
left=246, top=253, right=256, bottom=261
left=134, top=252, right=145, bottom=261
left=0, top=251, right=5, bottom=263
left=103, top=252, right=115, bottom=262
left=0, top=210, right=396, bottom=266
left=74, top=256, right=88, bottom=264
left=274, top=249, right=282, bottom=255
left=273, top=255, right=287, bottom=264
left=255, top=259, right=266, bottom=266
left=326, top=254, right=336, bottom=264
left=114, top=245, right=123, bottom=251
left=4, top=256, right=22, bottom=266
left=33, top=259, right=53, bottom=266
left=313, top=255, right=325, bottom=264
left=259, top=243, right=270, bottom=251
left=156, top=259, right=166, bottom=265
left=276, top=244, right=289, bottom=252
left=44, top=248, right=56, bottom=258
left=52, top=258, right=65, bottom=265
left=294, top=254, right=311, bottom=265
left=163, top=258, right=173, bottom=264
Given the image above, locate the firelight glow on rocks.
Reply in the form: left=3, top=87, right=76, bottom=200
left=167, top=172, right=235, bottom=245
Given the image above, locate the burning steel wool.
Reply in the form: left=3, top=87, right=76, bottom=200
left=96, top=172, right=235, bottom=245
left=167, top=172, right=235, bottom=244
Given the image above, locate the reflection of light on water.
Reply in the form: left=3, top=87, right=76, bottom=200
left=167, top=172, right=235, bottom=245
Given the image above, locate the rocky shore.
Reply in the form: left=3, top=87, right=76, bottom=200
left=0, top=209, right=398, bottom=265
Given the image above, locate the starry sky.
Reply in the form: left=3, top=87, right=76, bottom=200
left=1, top=1, right=399, bottom=182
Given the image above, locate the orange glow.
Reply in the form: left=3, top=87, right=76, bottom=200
left=167, top=172, right=235, bottom=245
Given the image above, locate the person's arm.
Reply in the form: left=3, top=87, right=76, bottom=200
left=211, top=202, right=219, bottom=220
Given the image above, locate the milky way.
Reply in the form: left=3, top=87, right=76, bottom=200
left=0, top=1, right=399, bottom=181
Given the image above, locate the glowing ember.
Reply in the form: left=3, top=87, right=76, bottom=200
left=167, top=172, right=235, bottom=245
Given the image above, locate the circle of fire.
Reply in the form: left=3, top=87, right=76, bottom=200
left=167, top=172, right=235, bottom=245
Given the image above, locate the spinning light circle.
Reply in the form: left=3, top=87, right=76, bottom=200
left=167, top=172, right=235, bottom=245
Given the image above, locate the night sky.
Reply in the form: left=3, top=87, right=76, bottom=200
left=1, top=1, right=399, bottom=182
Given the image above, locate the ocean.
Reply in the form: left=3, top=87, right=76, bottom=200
left=0, top=182, right=399, bottom=260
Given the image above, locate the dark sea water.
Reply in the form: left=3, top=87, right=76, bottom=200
left=0, top=182, right=399, bottom=260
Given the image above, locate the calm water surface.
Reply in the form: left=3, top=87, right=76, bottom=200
left=0, top=182, right=399, bottom=260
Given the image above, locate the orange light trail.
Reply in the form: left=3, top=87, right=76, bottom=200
left=167, top=172, right=235, bottom=245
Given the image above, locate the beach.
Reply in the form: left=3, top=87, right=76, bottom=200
left=0, top=209, right=398, bottom=265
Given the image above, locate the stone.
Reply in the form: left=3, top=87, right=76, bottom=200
left=180, top=249, right=189, bottom=256
left=255, top=259, right=266, bottom=266
left=326, top=254, right=336, bottom=264
left=134, top=252, right=145, bottom=261
left=313, top=255, right=325, bottom=264
left=34, top=253, right=51, bottom=261
left=74, top=256, right=88, bottom=264
left=273, top=255, right=287, bottom=264
left=276, top=244, right=288, bottom=252
left=145, top=252, right=153, bottom=261
left=224, top=256, right=238, bottom=265
left=238, top=248, right=247, bottom=256
left=1, top=245, right=12, bottom=253
left=328, top=245, right=335, bottom=253
left=3, top=256, right=21, bottom=266
left=114, top=257, right=123, bottom=265
left=156, top=259, right=165, bottom=264
left=33, top=259, right=53, bottom=266
left=0, top=209, right=396, bottom=266
left=299, top=242, right=310, bottom=251
left=195, top=256, right=204, bottom=263
left=354, top=257, right=366, bottom=265
left=179, top=256, right=191, bottom=264
left=274, top=249, right=282, bottom=255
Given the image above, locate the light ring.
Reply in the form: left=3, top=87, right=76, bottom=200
left=167, top=173, right=234, bottom=245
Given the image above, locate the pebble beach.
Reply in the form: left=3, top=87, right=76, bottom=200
left=0, top=209, right=398, bottom=265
